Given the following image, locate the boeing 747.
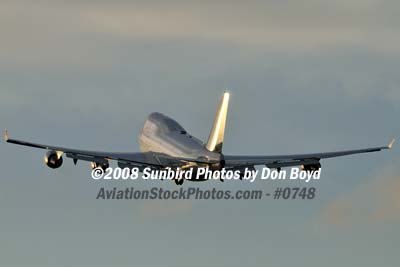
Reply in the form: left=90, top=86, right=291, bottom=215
left=4, top=92, right=395, bottom=185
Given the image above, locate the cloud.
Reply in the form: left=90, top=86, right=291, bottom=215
left=319, top=159, right=400, bottom=226
left=1, top=0, right=400, bottom=68
left=79, top=1, right=400, bottom=51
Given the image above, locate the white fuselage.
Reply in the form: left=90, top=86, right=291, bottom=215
left=138, top=112, right=221, bottom=163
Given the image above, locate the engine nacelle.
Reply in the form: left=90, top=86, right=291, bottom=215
left=90, top=161, right=109, bottom=171
left=300, top=162, right=321, bottom=172
left=44, top=150, right=63, bottom=169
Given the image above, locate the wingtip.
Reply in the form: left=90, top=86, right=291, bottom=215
left=3, top=129, right=8, bottom=142
left=388, top=138, right=395, bottom=149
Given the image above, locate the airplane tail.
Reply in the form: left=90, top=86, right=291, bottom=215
left=205, top=91, right=230, bottom=153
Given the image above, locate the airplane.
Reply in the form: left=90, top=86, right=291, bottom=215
left=4, top=92, right=395, bottom=185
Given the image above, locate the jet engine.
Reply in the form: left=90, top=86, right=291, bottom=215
left=300, top=162, right=321, bottom=172
left=90, top=161, right=109, bottom=171
left=44, top=150, right=63, bottom=169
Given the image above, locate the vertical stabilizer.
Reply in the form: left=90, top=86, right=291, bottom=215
left=206, top=91, right=230, bottom=152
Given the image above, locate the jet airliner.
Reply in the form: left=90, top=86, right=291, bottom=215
left=4, top=92, right=395, bottom=185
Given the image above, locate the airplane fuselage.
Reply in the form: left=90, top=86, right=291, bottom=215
left=139, top=112, right=222, bottom=166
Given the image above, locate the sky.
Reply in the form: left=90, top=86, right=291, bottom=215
left=0, top=0, right=399, bottom=266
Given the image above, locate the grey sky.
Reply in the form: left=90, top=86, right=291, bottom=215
left=0, top=1, right=399, bottom=266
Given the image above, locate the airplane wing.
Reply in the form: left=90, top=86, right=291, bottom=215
left=224, top=139, right=395, bottom=169
left=3, top=130, right=217, bottom=169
